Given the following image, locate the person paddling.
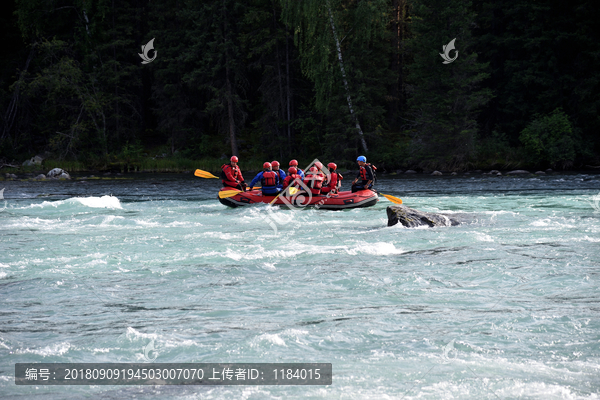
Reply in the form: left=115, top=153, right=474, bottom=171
left=321, top=162, right=343, bottom=194
left=289, top=159, right=305, bottom=179
left=282, top=167, right=302, bottom=190
left=249, top=162, right=281, bottom=196
left=351, top=156, right=375, bottom=192
left=271, top=161, right=286, bottom=190
left=221, top=156, right=246, bottom=191
left=303, top=166, right=324, bottom=196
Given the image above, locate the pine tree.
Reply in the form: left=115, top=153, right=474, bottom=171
left=405, top=0, right=492, bottom=169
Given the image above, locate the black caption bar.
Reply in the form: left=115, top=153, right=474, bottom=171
left=15, top=363, right=332, bottom=385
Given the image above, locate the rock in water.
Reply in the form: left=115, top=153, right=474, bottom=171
left=387, top=205, right=459, bottom=228
left=47, top=168, right=71, bottom=179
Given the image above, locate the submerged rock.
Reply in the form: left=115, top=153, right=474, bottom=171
left=387, top=205, right=459, bottom=228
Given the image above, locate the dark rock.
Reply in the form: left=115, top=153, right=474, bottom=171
left=490, top=170, right=500, bottom=174
left=387, top=205, right=459, bottom=228
left=545, top=169, right=553, bottom=173
left=47, top=168, right=71, bottom=179
left=507, top=170, right=530, bottom=175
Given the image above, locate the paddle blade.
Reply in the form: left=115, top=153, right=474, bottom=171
left=380, top=193, right=403, bottom=204
left=218, top=190, right=242, bottom=199
left=194, top=169, right=219, bottom=179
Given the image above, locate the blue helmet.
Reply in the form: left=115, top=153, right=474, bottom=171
left=357, top=156, right=367, bottom=162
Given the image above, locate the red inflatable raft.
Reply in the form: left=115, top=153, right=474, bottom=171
left=218, top=188, right=379, bottom=210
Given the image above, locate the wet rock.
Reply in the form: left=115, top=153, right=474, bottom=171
left=47, top=168, right=71, bottom=179
left=507, top=170, right=530, bottom=175
left=405, top=170, right=417, bottom=174
left=431, top=171, right=442, bottom=176
left=387, top=205, right=459, bottom=228
left=535, top=171, right=546, bottom=175
left=490, top=170, right=500, bottom=175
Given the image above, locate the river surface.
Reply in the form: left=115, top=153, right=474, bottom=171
left=1, top=172, right=599, bottom=399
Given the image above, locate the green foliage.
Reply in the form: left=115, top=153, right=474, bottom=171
left=519, top=108, right=577, bottom=168
left=405, top=0, right=492, bottom=170
left=1, top=0, right=598, bottom=171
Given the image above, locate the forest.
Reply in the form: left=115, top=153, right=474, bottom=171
left=0, top=0, right=598, bottom=172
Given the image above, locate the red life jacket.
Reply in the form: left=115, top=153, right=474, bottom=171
left=325, top=171, right=343, bottom=189
left=359, top=163, right=376, bottom=181
left=261, top=170, right=278, bottom=187
left=303, top=173, right=323, bottom=194
left=282, top=174, right=301, bottom=189
left=221, top=163, right=243, bottom=187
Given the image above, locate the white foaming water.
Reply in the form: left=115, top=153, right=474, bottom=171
left=28, top=195, right=122, bottom=209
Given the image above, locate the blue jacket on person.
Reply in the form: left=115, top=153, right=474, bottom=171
left=297, top=168, right=305, bottom=179
left=250, top=171, right=280, bottom=195
left=274, top=169, right=286, bottom=189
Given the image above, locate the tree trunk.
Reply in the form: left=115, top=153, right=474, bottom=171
left=326, top=1, right=368, bottom=152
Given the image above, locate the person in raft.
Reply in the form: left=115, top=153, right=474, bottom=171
left=321, top=162, right=343, bottom=194
left=220, top=156, right=246, bottom=191
left=282, top=167, right=303, bottom=190
left=288, top=159, right=305, bottom=179
left=271, top=160, right=286, bottom=190
left=249, top=162, right=281, bottom=196
left=303, top=166, right=324, bottom=195
left=351, top=155, right=374, bottom=192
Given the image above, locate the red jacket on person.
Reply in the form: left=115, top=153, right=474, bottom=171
left=282, top=174, right=302, bottom=190
left=221, top=163, right=244, bottom=188
left=303, top=172, right=324, bottom=195
left=321, top=171, right=343, bottom=194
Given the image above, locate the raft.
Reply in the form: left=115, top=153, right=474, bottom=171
left=218, top=188, right=379, bottom=210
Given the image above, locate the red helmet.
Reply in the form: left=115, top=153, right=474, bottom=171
left=309, top=166, right=318, bottom=173
left=289, top=159, right=298, bottom=166
left=328, top=162, right=337, bottom=170
left=314, top=161, right=323, bottom=170
left=230, top=156, right=238, bottom=163
left=263, top=162, right=272, bottom=169
left=288, top=167, right=297, bottom=174
left=271, top=161, right=280, bottom=168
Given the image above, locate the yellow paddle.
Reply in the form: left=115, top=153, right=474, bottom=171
left=194, top=169, right=219, bottom=179
left=380, top=193, right=403, bottom=204
left=218, top=187, right=264, bottom=199
left=269, top=187, right=299, bottom=205
left=218, top=190, right=244, bottom=199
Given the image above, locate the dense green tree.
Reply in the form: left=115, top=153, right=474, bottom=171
left=404, top=0, right=492, bottom=169
left=473, top=0, right=600, bottom=161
